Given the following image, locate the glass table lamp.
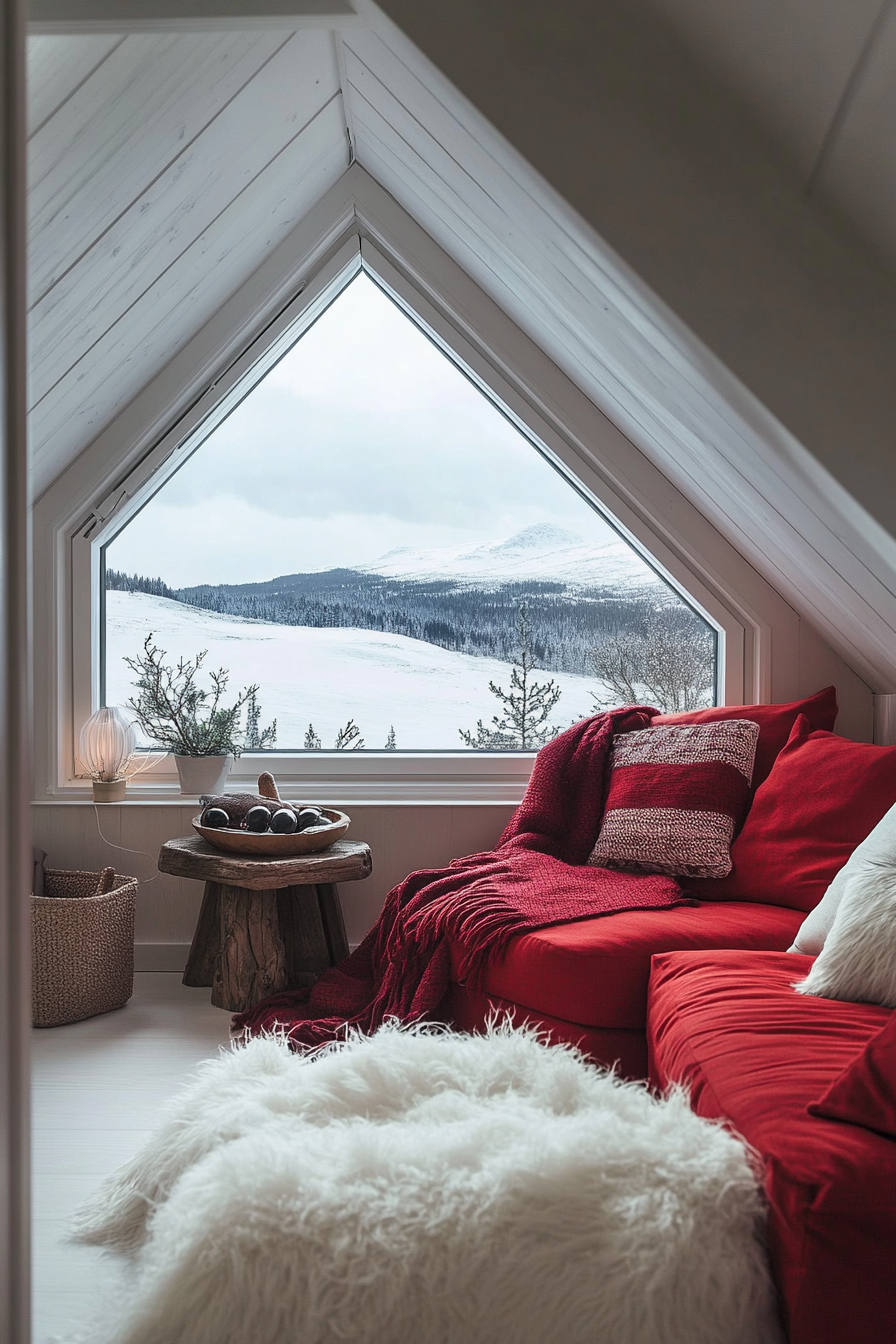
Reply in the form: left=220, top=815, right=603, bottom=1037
left=78, top=707, right=141, bottom=802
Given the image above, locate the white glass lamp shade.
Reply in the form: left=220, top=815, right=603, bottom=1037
left=79, top=707, right=138, bottom=782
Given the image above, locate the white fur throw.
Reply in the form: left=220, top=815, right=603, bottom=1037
left=71, top=1024, right=782, bottom=1344
left=796, top=859, right=896, bottom=1006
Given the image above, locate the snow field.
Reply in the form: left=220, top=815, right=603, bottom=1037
left=105, top=592, right=602, bottom=751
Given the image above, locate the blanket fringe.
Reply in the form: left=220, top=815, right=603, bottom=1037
left=234, top=709, right=684, bottom=1047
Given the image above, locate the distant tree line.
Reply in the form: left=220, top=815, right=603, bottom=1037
left=106, top=566, right=712, bottom=681
left=107, top=570, right=178, bottom=600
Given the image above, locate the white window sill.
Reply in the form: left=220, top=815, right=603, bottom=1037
left=42, top=752, right=537, bottom=806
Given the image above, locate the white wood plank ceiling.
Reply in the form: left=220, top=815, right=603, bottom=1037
left=28, top=29, right=348, bottom=493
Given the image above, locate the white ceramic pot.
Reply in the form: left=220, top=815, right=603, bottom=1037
left=174, top=754, right=233, bottom=797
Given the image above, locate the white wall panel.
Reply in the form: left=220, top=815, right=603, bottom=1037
left=32, top=802, right=516, bottom=956
left=28, top=31, right=291, bottom=299
left=30, top=33, right=339, bottom=396
left=27, top=28, right=347, bottom=494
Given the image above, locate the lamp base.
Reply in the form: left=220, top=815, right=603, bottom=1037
left=92, top=778, right=126, bottom=803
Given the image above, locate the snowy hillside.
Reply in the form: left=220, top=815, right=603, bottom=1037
left=356, top=524, right=664, bottom=592
left=105, top=592, right=601, bottom=751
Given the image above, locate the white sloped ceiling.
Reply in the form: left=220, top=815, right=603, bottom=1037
left=28, top=29, right=348, bottom=493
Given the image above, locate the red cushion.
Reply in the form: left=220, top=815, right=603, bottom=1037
left=654, top=684, right=837, bottom=790
left=689, top=717, right=896, bottom=910
left=648, top=949, right=896, bottom=1344
left=449, top=900, right=801, bottom=1030
left=809, top=1013, right=896, bottom=1138
left=445, top=982, right=650, bottom=1079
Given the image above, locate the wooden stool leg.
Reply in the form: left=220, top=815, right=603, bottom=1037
left=277, top=885, right=333, bottom=990
left=316, top=882, right=349, bottom=963
left=212, top=886, right=288, bottom=1012
left=183, top=880, right=222, bottom=987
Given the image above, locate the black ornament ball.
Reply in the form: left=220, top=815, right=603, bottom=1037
left=202, top=807, right=230, bottom=829
left=296, top=807, right=325, bottom=831
left=245, top=805, right=272, bottom=833
left=270, top=808, right=298, bottom=834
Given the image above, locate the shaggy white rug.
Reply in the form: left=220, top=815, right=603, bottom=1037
left=72, top=1024, right=782, bottom=1344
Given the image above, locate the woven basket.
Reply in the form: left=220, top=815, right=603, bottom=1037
left=31, top=869, right=138, bottom=1028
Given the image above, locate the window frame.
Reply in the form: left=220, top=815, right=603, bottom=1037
left=56, top=173, right=753, bottom=803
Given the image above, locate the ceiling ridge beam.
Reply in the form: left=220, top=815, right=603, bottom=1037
left=334, top=30, right=357, bottom=167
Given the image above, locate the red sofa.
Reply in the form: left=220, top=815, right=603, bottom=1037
left=648, top=949, right=896, bottom=1344
left=446, top=900, right=801, bottom=1078
left=446, top=686, right=846, bottom=1078
left=444, top=688, right=896, bottom=1343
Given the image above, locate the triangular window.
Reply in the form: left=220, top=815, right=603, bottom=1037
left=103, top=274, right=717, bottom=752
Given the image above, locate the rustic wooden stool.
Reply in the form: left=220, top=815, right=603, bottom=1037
left=158, top=836, right=373, bottom=1013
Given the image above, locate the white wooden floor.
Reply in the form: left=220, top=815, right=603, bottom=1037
left=31, top=973, right=233, bottom=1343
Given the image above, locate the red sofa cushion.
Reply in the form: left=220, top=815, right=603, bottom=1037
left=653, top=684, right=837, bottom=790
left=648, top=949, right=896, bottom=1344
left=449, top=900, right=801, bottom=1031
left=688, top=718, right=896, bottom=910
left=810, top=1013, right=896, bottom=1139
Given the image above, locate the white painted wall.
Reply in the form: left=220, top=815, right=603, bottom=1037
left=32, top=801, right=516, bottom=962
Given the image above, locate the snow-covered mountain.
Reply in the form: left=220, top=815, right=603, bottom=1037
left=354, top=524, right=665, bottom=592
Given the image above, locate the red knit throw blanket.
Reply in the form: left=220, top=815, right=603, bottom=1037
left=233, top=708, right=689, bottom=1048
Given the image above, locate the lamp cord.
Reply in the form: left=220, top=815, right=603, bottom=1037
left=92, top=803, right=161, bottom=885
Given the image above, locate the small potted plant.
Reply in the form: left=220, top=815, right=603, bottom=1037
left=124, top=635, right=276, bottom=796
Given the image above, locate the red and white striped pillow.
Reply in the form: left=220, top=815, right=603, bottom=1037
left=588, top=719, right=759, bottom=879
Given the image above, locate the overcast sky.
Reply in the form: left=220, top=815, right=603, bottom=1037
left=107, top=273, right=619, bottom=587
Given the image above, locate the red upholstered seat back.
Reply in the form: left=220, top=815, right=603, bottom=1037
left=688, top=717, right=896, bottom=910
left=653, top=684, right=837, bottom=791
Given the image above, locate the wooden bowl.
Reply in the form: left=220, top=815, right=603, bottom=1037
left=192, top=806, right=350, bottom=856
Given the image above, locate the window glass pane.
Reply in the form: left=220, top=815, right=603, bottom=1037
left=103, top=274, right=717, bottom=752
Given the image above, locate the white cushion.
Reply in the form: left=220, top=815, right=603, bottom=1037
left=794, top=858, right=896, bottom=1006
left=788, top=799, right=896, bottom=955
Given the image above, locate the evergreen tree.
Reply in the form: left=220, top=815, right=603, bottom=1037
left=105, top=569, right=177, bottom=600
left=460, top=604, right=562, bottom=750
left=384, top=725, right=397, bottom=750
left=304, top=724, right=322, bottom=750
left=334, top=719, right=364, bottom=750
left=243, top=688, right=277, bottom=750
